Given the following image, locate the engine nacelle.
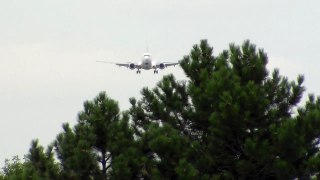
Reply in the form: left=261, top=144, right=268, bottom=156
left=159, top=63, right=165, bottom=69
left=129, top=63, right=135, bottom=70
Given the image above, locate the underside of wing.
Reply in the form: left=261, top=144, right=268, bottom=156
left=156, top=62, right=179, bottom=69
left=116, top=63, right=139, bottom=69
left=97, top=61, right=138, bottom=70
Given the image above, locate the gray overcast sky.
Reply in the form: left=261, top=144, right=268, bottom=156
left=1, top=0, right=320, bottom=165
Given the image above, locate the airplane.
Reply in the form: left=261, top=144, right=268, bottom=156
left=96, top=53, right=179, bottom=74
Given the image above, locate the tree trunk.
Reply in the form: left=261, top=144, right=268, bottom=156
left=101, top=150, right=107, bottom=176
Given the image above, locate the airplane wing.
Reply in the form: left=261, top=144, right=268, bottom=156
left=156, top=62, right=179, bottom=69
left=115, top=63, right=131, bottom=68
left=96, top=61, right=139, bottom=69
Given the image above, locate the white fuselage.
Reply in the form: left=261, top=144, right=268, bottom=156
left=139, top=54, right=156, bottom=70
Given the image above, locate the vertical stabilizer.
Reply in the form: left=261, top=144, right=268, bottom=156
left=146, top=42, right=149, bottom=53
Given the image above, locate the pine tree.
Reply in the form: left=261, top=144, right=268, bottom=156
left=0, top=156, right=25, bottom=180
left=55, top=92, right=141, bottom=179
left=55, top=123, right=99, bottom=179
left=24, top=140, right=60, bottom=179
left=129, top=40, right=320, bottom=179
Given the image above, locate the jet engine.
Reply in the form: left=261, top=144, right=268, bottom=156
left=159, top=63, right=165, bottom=69
left=129, top=63, right=135, bottom=70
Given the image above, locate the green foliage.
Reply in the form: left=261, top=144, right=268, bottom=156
left=55, top=92, right=140, bottom=179
left=0, top=141, right=60, bottom=180
left=129, top=39, right=320, bottom=179
left=24, top=140, right=60, bottom=180
left=55, top=123, right=99, bottom=179
left=0, top=156, right=25, bottom=180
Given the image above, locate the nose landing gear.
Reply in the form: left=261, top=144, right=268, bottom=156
left=136, top=70, right=141, bottom=74
left=154, top=70, right=158, bottom=74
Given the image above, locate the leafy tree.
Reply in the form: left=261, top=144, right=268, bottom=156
left=78, top=92, right=121, bottom=176
left=24, top=140, right=60, bottom=180
left=0, top=156, right=25, bottom=180
left=55, top=123, right=98, bottom=179
left=55, top=92, right=140, bottom=179
left=0, top=141, right=60, bottom=180
left=0, top=140, right=60, bottom=180
left=129, top=40, right=320, bottom=179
